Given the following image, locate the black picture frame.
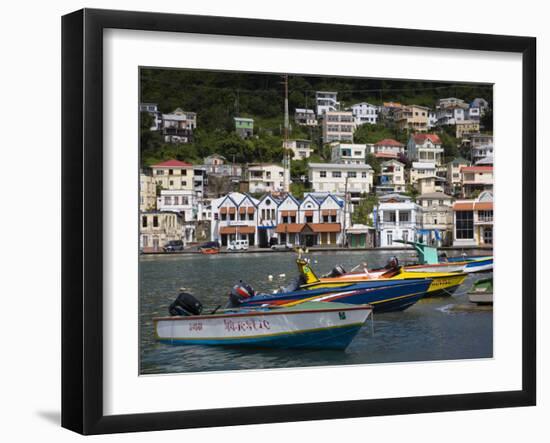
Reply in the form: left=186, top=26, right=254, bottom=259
left=62, top=8, right=537, bottom=435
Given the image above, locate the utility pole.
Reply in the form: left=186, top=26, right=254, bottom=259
left=282, top=74, right=290, bottom=193
left=342, top=175, right=349, bottom=248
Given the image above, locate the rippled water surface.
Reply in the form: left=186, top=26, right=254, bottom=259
left=139, top=251, right=492, bottom=374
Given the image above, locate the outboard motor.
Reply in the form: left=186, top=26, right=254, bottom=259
left=228, top=281, right=256, bottom=307
left=325, top=264, right=346, bottom=278
left=384, top=256, right=399, bottom=270
left=169, top=292, right=203, bottom=316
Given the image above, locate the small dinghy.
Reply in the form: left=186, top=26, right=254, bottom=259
left=154, top=292, right=373, bottom=350
left=467, top=278, right=493, bottom=305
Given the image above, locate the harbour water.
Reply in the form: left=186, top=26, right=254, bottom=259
left=140, top=250, right=493, bottom=375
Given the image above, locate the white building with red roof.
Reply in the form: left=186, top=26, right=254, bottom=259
left=151, top=159, right=195, bottom=191
left=406, top=133, right=444, bottom=166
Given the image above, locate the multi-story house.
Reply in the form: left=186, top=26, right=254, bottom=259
left=139, top=102, right=162, bottom=130
left=437, top=97, right=467, bottom=109
left=247, top=163, right=290, bottom=194
left=409, top=162, right=437, bottom=184
left=203, top=154, right=242, bottom=177
left=321, top=111, right=355, bottom=143
left=274, top=192, right=350, bottom=247
left=378, top=102, right=403, bottom=123
left=436, top=105, right=466, bottom=126
left=394, top=105, right=430, bottom=132
left=371, top=139, right=405, bottom=157
left=330, top=143, right=366, bottom=164
left=455, top=120, right=480, bottom=138
left=428, top=110, right=438, bottom=128
left=375, top=194, right=423, bottom=247
left=349, top=102, right=379, bottom=125
left=151, top=159, right=194, bottom=191
left=255, top=194, right=283, bottom=247
left=315, top=91, right=339, bottom=115
left=234, top=117, right=254, bottom=138
left=157, top=189, right=199, bottom=222
left=406, top=133, right=444, bottom=166
left=378, top=160, right=406, bottom=193
left=446, top=157, right=470, bottom=195
left=139, top=170, right=157, bottom=212
left=470, top=133, right=494, bottom=148
left=294, top=108, right=317, bottom=126
left=417, top=192, right=454, bottom=246
left=308, top=163, right=374, bottom=204
left=284, top=139, right=314, bottom=160
left=472, top=143, right=494, bottom=164
left=470, top=98, right=490, bottom=114
left=210, top=192, right=259, bottom=246
left=161, top=108, right=197, bottom=143
left=453, top=190, right=493, bottom=247
left=416, top=175, right=445, bottom=194
left=140, top=211, right=184, bottom=251
left=460, top=165, right=494, bottom=198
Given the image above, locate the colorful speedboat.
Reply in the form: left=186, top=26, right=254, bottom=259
left=154, top=301, right=373, bottom=350
left=235, top=277, right=432, bottom=312
left=298, top=258, right=467, bottom=298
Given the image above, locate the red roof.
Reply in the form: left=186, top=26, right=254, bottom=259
left=374, top=138, right=404, bottom=147
left=374, top=152, right=399, bottom=159
left=453, top=202, right=493, bottom=211
left=151, top=159, right=193, bottom=168
left=460, top=166, right=493, bottom=172
left=412, top=133, right=442, bottom=144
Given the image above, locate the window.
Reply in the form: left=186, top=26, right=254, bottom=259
left=386, top=231, right=393, bottom=245
left=181, top=181, right=187, bottom=186
left=402, top=230, right=409, bottom=243
left=164, top=196, right=171, bottom=205
left=399, top=211, right=410, bottom=222
left=478, top=210, right=493, bottom=222
left=156, top=170, right=164, bottom=175
left=383, top=211, right=396, bottom=222
left=168, top=169, right=173, bottom=175
left=361, top=171, right=367, bottom=178
left=320, top=171, right=327, bottom=178
left=347, top=171, right=357, bottom=178
left=306, top=216, right=313, bottom=223
left=169, top=180, right=174, bottom=186
left=332, top=171, right=342, bottom=178
left=153, top=216, right=159, bottom=227
left=181, top=170, right=187, bottom=176
left=142, top=216, right=147, bottom=228
left=456, top=211, right=474, bottom=239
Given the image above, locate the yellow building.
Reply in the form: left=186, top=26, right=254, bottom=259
left=151, top=159, right=194, bottom=191
left=139, top=171, right=156, bottom=211
left=455, top=120, right=480, bottom=138
left=394, top=105, right=430, bottom=132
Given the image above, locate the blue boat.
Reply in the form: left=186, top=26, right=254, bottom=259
left=235, top=278, right=432, bottom=313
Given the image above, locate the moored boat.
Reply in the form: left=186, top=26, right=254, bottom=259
left=197, top=241, right=220, bottom=255
left=154, top=301, right=373, bottom=350
left=467, top=277, right=493, bottom=305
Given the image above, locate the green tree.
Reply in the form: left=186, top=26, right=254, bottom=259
left=352, top=194, right=379, bottom=226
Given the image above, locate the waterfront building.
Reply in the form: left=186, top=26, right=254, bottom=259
left=275, top=192, right=350, bottom=247
left=455, top=120, right=480, bottom=138
left=349, top=102, right=379, bottom=125
left=157, top=189, right=201, bottom=222
left=308, top=162, right=374, bottom=203
left=346, top=224, right=376, bottom=248
left=406, top=133, right=444, bottom=166
left=375, top=194, right=423, bottom=247
left=294, top=108, right=318, bottom=126
left=151, top=159, right=194, bottom=191
left=330, top=143, right=367, bottom=164
left=247, top=163, right=290, bottom=194
left=210, top=192, right=259, bottom=246
left=284, top=139, right=314, bottom=160
left=321, top=111, right=355, bottom=143
left=315, top=91, right=339, bottom=115
left=460, top=165, right=493, bottom=198
left=417, top=192, right=454, bottom=246
left=371, top=138, right=405, bottom=157
left=378, top=159, right=406, bottom=194
left=140, top=211, right=184, bottom=252
left=140, top=170, right=156, bottom=212
left=139, top=102, right=162, bottom=130
left=161, top=108, right=196, bottom=143
left=452, top=190, right=493, bottom=247
left=234, top=117, right=254, bottom=138
left=394, top=105, right=430, bottom=132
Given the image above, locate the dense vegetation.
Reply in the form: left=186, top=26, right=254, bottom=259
left=140, top=68, right=493, bottom=171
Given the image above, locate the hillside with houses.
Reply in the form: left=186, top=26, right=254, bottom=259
left=139, top=72, right=493, bottom=252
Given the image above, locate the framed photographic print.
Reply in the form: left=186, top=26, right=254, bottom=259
left=62, top=8, right=536, bottom=435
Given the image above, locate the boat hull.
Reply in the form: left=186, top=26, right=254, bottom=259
left=154, top=303, right=372, bottom=350
left=467, top=278, right=493, bottom=304
left=241, top=279, right=432, bottom=313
